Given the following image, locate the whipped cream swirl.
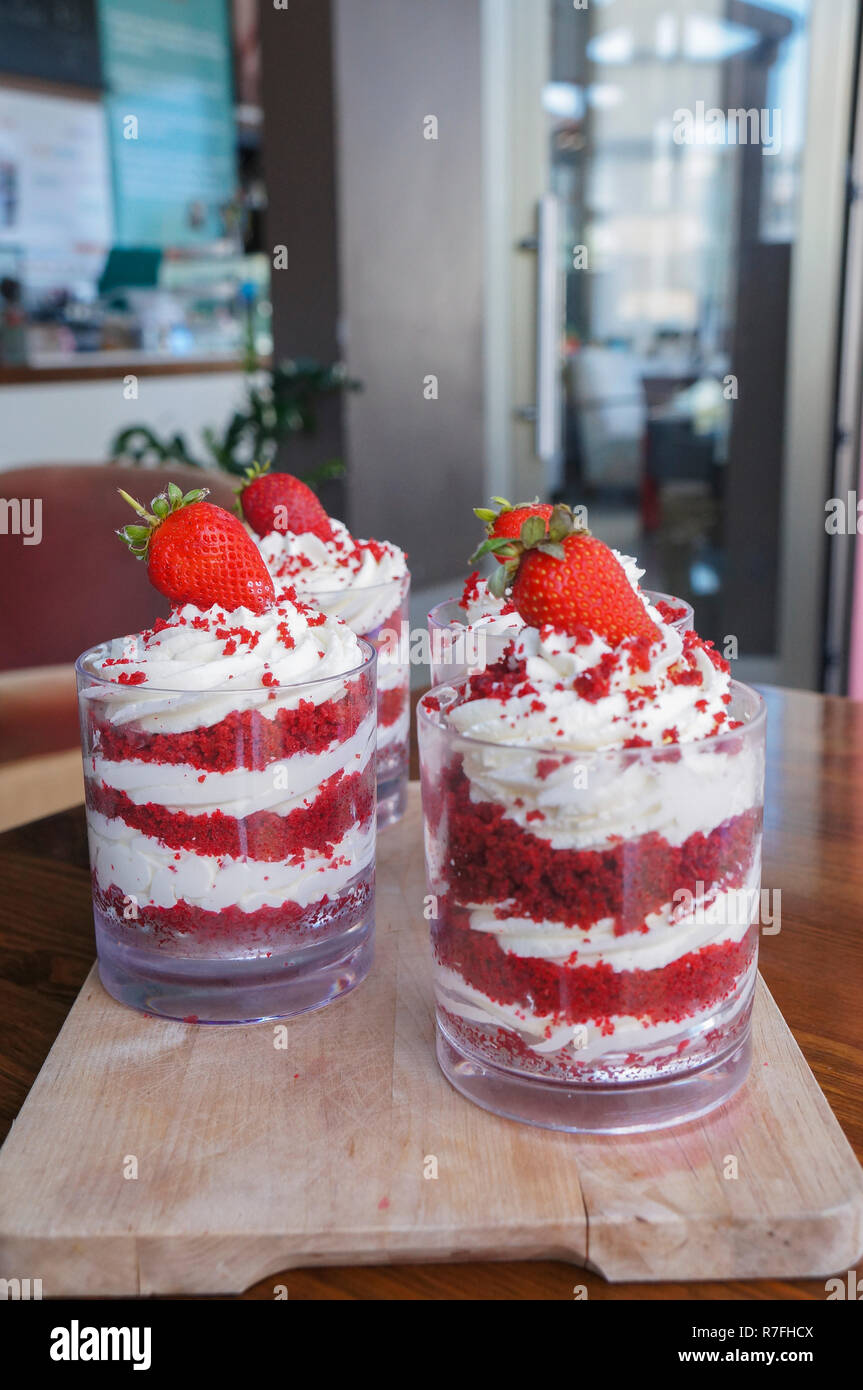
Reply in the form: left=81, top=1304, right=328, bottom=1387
left=446, top=617, right=732, bottom=753
left=258, top=519, right=406, bottom=593
left=81, top=591, right=367, bottom=732
left=257, top=519, right=407, bottom=637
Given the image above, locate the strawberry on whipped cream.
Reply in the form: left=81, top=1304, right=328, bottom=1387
left=418, top=510, right=765, bottom=1127
left=457, top=551, right=686, bottom=652
left=429, top=553, right=692, bottom=688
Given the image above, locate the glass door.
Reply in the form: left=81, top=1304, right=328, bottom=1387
left=485, top=0, right=858, bottom=687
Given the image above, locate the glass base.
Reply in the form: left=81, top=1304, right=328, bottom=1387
left=436, top=1025, right=752, bottom=1134
left=95, top=915, right=374, bottom=1024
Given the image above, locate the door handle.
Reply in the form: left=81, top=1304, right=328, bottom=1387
left=536, top=193, right=562, bottom=470
left=516, top=196, right=563, bottom=482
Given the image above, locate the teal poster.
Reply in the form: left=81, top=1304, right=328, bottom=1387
left=98, top=0, right=236, bottom=246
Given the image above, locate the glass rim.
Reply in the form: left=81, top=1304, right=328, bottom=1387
left=75, top=635, right=377, bottom=696
left=277, top=571, right=410, bottom=604
left=427, top=588, right=693, bottom=630
left=418, top=676, right=766, bottom=758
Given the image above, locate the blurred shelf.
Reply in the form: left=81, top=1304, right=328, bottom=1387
left=0, top=356, right=270, bottom=386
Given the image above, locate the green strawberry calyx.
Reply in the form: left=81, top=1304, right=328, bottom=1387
left=233, top=460, right=271, bottom=517
left=471, top=502, right=590, bottom=599
left=118, top=483, right=209, bottom=561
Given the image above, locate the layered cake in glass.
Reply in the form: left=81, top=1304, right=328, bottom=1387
left=419, top=554, right=765, bottom=1131
left=78, top=582, right=376, bottom=1022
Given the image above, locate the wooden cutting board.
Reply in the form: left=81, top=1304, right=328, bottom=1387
left=1, top=787, right=861, bottom=1296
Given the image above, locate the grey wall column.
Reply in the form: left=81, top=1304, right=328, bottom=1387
left=332, top=0, right=485, bottom=585
left=259, top=0, right=347, bottom=520
left=260, top=0, right=486, bottom=581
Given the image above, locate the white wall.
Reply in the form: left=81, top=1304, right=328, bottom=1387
left=0, top=372, right=249, bottom=471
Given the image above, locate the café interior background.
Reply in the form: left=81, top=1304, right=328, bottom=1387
left=2, top=0, right=863, bottom=696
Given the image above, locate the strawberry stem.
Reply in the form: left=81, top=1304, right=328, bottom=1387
left=118, top=489, right=158, bottom=526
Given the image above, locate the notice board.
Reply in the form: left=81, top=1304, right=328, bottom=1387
left=98, top=0, right=236, bottom=246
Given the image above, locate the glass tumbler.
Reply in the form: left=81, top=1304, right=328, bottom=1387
left=418, top=680, right=766, bottom=1132
left=309, top=573, right=411, bottom=829
left=77, top=641, right=377, bottom=1023
left=427, top=590, right=694, bottom=686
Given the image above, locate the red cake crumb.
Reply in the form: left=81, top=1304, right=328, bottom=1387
left=654, top=598, right=688, bottom=624
left=88, top=673, right=373, bottom=772
left=460, top=650, right=527, bottom=705
left=87, top=766, right=374, bottom=863
left=460, top=571, right=481, bottom=610
left=438, top=757, right=760, bottom=931
left=94, top=868, right=373, bottom=950
left=574, top=652, right=618, bottom=702
left=378, top=683, right=408, bottom=729
left=434, top=911, right=757, bottom=1028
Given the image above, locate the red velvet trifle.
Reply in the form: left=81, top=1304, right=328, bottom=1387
left=76, top=484, right=377, bottom=1022
left=239, top=467, right=410, bottom=829
left=418, top=504, right=765, bottom=1132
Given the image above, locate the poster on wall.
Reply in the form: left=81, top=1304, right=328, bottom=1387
left=0, top=86, right=112, bottom=294
left=97, top=0, right=237, bottom=247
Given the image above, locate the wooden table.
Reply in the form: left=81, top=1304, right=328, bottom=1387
left=1, top=685, right=861, bottom=1300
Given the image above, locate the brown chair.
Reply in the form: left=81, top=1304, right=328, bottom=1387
left=0, top=463, right=237, bottom=672
left=0, top=465, right=237, bottom=821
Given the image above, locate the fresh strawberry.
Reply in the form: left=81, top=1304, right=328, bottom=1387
left=236, top=462, right=333, bottom=541
left=472, top=497, right=554, bottom=564
left=119, top=484, right=276, bottom=614
left=480, top=503, right=659, bottom=646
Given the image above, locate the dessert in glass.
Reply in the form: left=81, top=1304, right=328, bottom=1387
left=77, top=484, right=377, bottom=1022
left=418, top=503, right=765, bottom=1132
left=240, top=467, right=410, bottom=829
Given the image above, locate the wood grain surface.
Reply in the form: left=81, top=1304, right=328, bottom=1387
left=1, top=787, right=861, bottom=1296
left=0, top=685, right=861, bottom=1299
